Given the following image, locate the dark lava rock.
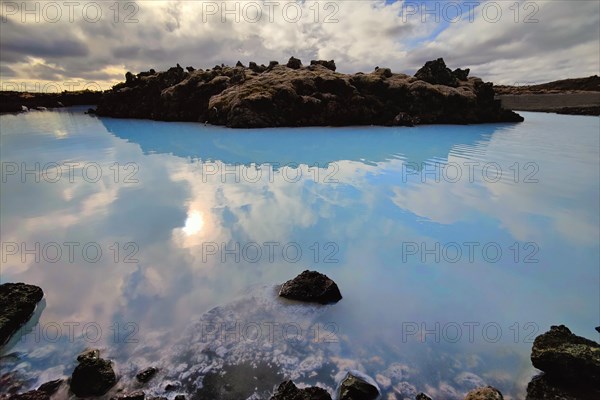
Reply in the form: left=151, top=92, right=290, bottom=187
left=453, top=68, right=470, bottom=81
left=415, top=58, right=459, bottom=87
left=1, top=371, right=23, bottom=395
left=270, top=380, right=332, bottom=400
left=37, top=379, right=64, bottom=394
left=415, top=394, right=432, bottom=400
left=8, top=390, right=49, bottom=400
left=96, top=58, right=523, bottom=127
left=70, top=353, right=117, bottom=397
left=526, top=373, right=599, bottom=400
left=0, top=283, right=44, bottom=346
left=595, top=326, right=600, bottom=333
left=279, top=270, right=342, bottom=304
left=125, top=71, right=136, bottom=84
left=287, top=57, right=303, bottom=70
left=249, top=61, right=266, bottom=73
left=464, top=386, right=503, bottom=400
left=531, top=324, right=600, bottom=384
left=338, top=373, right=379, bottom=400
left=174, top=396, right=185, bottom=400
left=195, top=361, right=282, bottom=400
left=77, top=348, right=100, bottom=362
left=111, top=391, right=145, bottom=400
left=136, top=367, right=158, bottom=383
left=392, top=112, right=418, bottom=127
left=310, top=60, right=336, bottom=71
left=164, top=384, right=177, bottom=391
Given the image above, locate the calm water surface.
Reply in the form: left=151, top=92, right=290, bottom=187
left=1, top=108, right=598, bottom=399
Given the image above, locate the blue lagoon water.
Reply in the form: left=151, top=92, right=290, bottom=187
left=1, top=108, right=598, bottom=399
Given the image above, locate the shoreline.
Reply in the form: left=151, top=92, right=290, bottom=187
left=2, top=280, right=599, bottom=400
left=497, top=92, right=600, bottom=116
left=3, top=91, right=599, bottom=120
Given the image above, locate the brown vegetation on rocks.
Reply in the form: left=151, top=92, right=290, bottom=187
left=96, top=57, right=523, bottom=127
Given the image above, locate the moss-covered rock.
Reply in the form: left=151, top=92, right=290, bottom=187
left=96, top=58, right=523, bottom=127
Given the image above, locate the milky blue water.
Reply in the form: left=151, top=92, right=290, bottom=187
left=1, top=108, right=598, bottom=399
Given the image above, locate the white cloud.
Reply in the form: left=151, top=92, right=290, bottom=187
left=0, top=1, right=598, bottom=89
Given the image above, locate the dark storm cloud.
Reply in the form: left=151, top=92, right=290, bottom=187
left=2, top=37, right=89, bottom=58
left=0, top=64, right=16, bottom=77
left=0, top=1, right=598, bottom=85
left=21, top=63, right=66, bottom=80
left=0, top=18, right=89, bottom=68
left=112, top=46, right=141, bottom=59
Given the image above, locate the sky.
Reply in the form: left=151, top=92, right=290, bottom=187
left=0, top=0, right=599, bottom=91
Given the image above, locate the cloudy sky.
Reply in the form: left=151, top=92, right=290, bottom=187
left=1, top=0, right=598, bottom=91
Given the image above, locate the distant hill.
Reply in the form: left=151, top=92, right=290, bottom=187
left=496, top=76, right=600, bottom=115
left=496, top=76, right=600, bottom=94
left=0, top=90, right=102, bottom=113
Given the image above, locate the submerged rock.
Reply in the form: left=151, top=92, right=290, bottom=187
left=0, top=283, right=44, bottom=346
left=8, top=390, right=50, bottom=400
left=136, top=367, right=158, bottom=383
left=279, top=270, right=342, bottom=304
left=70, top=350, right=117, bottom=397
left=270, top=380, right=332, bottom=400
left=195, top=362, right=283, bottom=400
left=37, top=379, right=64, bottom=395
left=144, top=284, right=339, bottom=398
left=338, top=372, right=379, bottom=400
left=415, top=394, right=432, bottom=400
left=111, top=390, right=146, bottom=400
left=464, top=386, right=503, bottom=400
left=96, top=58, right=523, bottom=127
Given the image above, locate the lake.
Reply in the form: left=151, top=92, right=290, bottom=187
left=1, top=108, right=598, bottom=399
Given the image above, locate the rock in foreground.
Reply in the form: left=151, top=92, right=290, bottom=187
left=530, top=325, right=600, bottom=383
left=526, top=325, right=600, bottom=398
left=136, top=367, right=158, bottom=383
left=70, top=350, right=117, bottom=397
left=96, top=57, right=523, bottom=127
left=464, top=386, right=503, bottom=400
left=338, top=372, right=379, bottom=400
left=526, top=373, right=598, bottom=400
left=0, top=282, right=44, bottom=346
left=279, top=270, right=342, bottom=304
left=270, top=380, right=331, bottom=400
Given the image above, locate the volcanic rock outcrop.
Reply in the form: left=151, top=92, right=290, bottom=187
left=96, top=58, right=523, bottom=127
